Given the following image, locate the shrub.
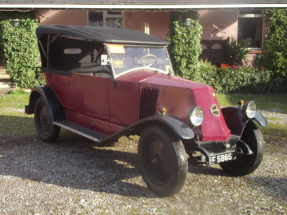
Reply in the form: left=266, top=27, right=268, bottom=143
left=228, top=38, right=249, bottom=66
left=215, top=64, right=273, bottom=93
left=258, top=9, right=287, bottom=91
left=192, top=60, right=285, bottom=93
left=193, top=59, right=217, bottom=86
left=168, top=11, right=202, bottom=80
left=0, top=11, right=41, bottom=88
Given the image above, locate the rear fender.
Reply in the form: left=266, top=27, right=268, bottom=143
left=25, top=86, right=65, bottom=121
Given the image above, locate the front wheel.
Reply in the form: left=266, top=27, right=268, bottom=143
left=220, top=122, right=264, bottom=176
left=138, top=125, right=188, bottom=197
left=34, top=97, right=60, bottom=143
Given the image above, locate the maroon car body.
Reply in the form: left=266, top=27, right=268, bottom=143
left=25, top=25, right=268, bottom=197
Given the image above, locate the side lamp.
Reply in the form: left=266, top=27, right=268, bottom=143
left=185, top=18, right=192, bottom=27
left=11, top=19, right=21, bottom=27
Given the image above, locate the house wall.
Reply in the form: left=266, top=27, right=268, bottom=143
left=39, top=10, right=169, bottom=39
left=124, top=11, right=170, bottom=39
left=39, top=10, right=170, bottom=39
left=199, top=10, right=238, bottom=41
left=39, top=10, right=87, bottom=25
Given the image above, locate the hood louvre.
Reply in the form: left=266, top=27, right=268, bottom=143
left=139, top=86, right=159, bottom=119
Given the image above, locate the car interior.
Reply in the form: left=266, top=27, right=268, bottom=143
left=48, top=36, right=112, bottom=78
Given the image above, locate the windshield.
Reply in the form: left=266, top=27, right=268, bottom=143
left=106, top=44, right=173, bottom=78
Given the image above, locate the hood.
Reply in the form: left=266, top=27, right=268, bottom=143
left=117, top=70, right=208, bottom=90
left=119, top=70, right=231, bottom=142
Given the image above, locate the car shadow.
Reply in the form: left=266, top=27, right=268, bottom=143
left=188, top=164, right=229, bottom=176
left=0, top=114, right=248, bottom=198
left=0, top=135, right=155, bottom=198
left=0, top=115, right=156, bottom=198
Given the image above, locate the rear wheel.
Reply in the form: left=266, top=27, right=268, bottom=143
left=220, top=123, right=264, bottom=176
left=138, top=125, right=188, bottom=197
left=34, top=97, right=60, bottom=143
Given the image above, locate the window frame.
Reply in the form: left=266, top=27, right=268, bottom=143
left=87, top=10, right=124, bottom=28
left=237, top=10, right=264, bottom=50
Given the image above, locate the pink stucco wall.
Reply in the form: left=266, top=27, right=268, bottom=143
left=124, top=11, right=170, bottom=39
left=199, top=10, right=238, bottom=41
left=39, top=10, right=87, bottom=26
left=38, top=10, right=170, bottom=39
left=39, top=9, right=238, bottom=42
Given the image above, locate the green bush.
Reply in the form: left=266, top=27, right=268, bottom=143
left=228, top=38, right=249, bottom=66
left=193, top=59, right=217, bottom=86
left=193, top=60, right=285, bottom=93
left=0, top=11, right=41, bottom=88
left=168, top=11, right=202, bottom=80
left=215, top=64, right=273, bottom=93
left=258, top=9, right=287, bottom=85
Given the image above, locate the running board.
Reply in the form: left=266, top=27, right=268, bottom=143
left=53, top=120, right=107, bottom=143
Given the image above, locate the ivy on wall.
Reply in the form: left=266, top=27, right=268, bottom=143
left=168, top=11, right=202, bottom=80
left=256, top=9, right=287, bottom=92
left=260, top=9, right=287, bottom=75
left=0, top=11, right=41, bottom=88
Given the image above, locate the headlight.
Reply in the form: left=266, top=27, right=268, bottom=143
left=189, top=107, right=204, bottom=127
left=244, top=101, right=256, bottom=119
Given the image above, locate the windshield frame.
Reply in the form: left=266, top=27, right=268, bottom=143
left=105, top=43, right=174, bottom=78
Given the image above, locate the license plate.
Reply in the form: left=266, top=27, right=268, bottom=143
left=211, top=153, right=233, bottom=164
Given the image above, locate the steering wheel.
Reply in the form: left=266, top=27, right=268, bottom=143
left=139, top=54, right=158, bottom=67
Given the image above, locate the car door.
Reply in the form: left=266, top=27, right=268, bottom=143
left=81, top=75, right=110, bottom=119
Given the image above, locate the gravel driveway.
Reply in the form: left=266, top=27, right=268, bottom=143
left=0, top=111, right=286, bottom=215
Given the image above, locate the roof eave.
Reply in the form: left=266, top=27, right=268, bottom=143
left=1, top=4, right=287, bottom=10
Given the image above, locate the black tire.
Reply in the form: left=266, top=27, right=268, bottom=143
left=34, top=97, right=60, bottom=143
left=220, top=122, right=264, bottom=176
left=138, top=125, right=188, bottom=197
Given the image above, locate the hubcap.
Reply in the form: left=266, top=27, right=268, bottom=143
left=38, top=106, right=51, bottom=135
left=145, top=138, right=171, bottom=184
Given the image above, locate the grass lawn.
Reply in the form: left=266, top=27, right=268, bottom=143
left=0, top=91, right=35, bottom=138
left=216, top=93, right=287, bottom=113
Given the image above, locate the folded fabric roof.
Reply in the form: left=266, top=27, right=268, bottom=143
left=36, top=25, right=169, bottom=45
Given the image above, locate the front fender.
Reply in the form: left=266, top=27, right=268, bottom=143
left=254, top=111, right=268, bottom=127
left=101, top=114, right=194, bottom=144
left=143, top=114, right=195, bottom=140
left=221, top=107, right=268, bottom=136
left=25, top=86, right=65, bottom=121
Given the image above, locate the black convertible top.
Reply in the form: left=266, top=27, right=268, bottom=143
left=36, top=25, right=169, bottom=45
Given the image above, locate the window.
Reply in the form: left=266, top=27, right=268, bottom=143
left=143, top=22, right=150, bottom=35
left=238, top=10, right=263, bottom=48
left=88, top=11, right=123, bottom=28
left=106, top=44, right=173, bottom=78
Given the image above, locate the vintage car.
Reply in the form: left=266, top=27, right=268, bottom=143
left=25, top=25, right=268, bottom=197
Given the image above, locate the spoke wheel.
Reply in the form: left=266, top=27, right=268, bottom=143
left=34, top=97, right=60, bottom=143
left=138, top=125, right=188, bottom=197
left=220, top=122, right=264, bottom=176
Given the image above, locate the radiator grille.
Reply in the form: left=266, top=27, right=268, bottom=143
left=139, top=86, right=159, bottom=119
